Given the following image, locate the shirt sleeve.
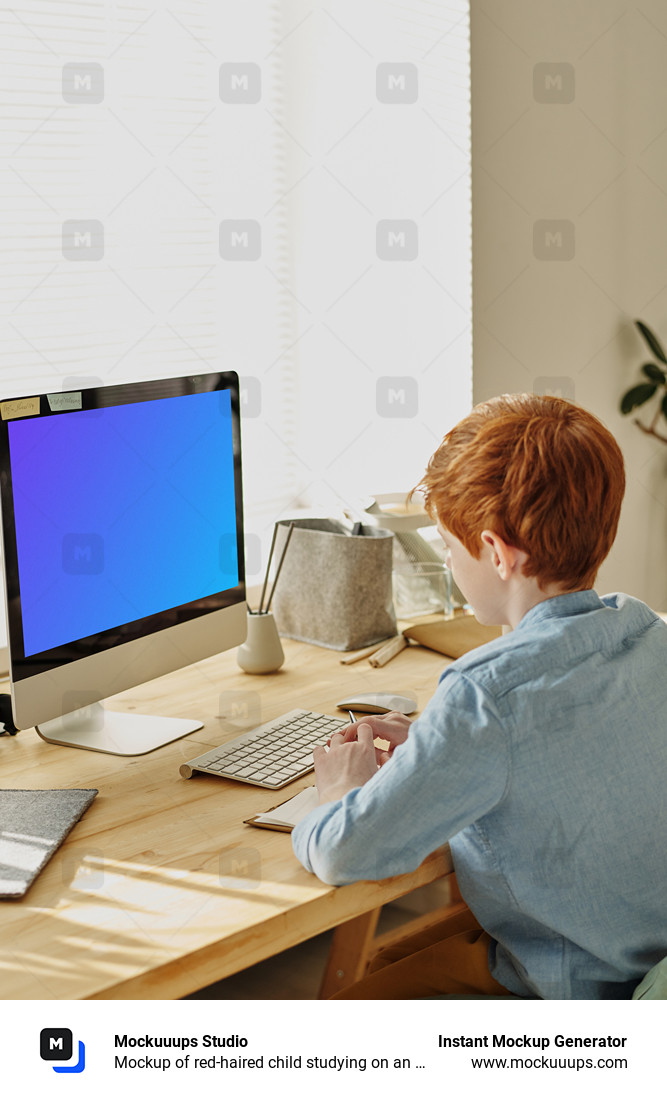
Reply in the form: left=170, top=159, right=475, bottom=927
left=291, top=668, right=511, bottom=884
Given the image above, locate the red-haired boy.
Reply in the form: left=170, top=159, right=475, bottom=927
left=292, top=394, right=667, bottom=999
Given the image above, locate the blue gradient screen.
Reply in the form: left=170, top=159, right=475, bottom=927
left=8, top=389, right=239, bottom=657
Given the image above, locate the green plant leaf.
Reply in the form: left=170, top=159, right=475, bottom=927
left=635, top=320, right=667, bottom=364
left=642, top=362, right=667, bottom=384
left=620, top=382, right=657, bottom=414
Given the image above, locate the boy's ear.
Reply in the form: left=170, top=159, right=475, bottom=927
left=481, top=530, right=528, bottom=580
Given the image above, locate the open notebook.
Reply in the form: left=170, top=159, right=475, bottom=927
left=245, top=785, right=319, bottom=832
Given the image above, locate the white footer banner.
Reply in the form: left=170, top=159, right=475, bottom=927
left=1, top=998, right=661, bottom=1099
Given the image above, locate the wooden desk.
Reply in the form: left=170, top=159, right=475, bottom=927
left=0, top=636, right=453, bottom=1000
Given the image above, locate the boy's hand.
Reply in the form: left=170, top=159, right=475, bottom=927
left=336, top=710, right=412, bottom=766
left=314, top=723, right=378, bottom=805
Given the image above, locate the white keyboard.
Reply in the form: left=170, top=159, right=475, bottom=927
left=179, top=708, right=346, bottom=788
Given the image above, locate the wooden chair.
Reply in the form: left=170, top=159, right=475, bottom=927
left=318, top=873, right=466, bottom=998
left=320, top=875, right=667, bottom=1000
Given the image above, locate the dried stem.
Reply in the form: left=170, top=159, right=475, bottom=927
left=650, top=405, right=662, bottom=431
left=634, top=418, right=667, bottom=445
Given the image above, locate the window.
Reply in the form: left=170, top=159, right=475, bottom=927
left=282, top=0, right=472, bottom=515
left=0, top=0, right=470, bottom=613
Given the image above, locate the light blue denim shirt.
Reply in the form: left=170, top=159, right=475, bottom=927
left=292, top=591, right=667, bottom=999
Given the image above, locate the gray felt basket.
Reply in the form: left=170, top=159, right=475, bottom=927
left=271, top=518, right=397, bottom=651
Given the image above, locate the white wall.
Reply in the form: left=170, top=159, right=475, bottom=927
left=471, top=0, right=667, bottom=608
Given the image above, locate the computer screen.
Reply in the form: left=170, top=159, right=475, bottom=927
left=0, top=372, right=247, bottom=754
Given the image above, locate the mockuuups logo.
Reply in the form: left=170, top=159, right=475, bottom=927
left=40, top=1028, right=86, bottom=1073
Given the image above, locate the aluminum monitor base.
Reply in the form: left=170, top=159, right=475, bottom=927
left=36, top=703, right=202, bottom=756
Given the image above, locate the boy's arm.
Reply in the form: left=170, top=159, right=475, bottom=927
left=291, top=671, right=510, bottom=885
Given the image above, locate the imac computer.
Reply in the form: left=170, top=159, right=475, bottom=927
left=0, top=372, right=247, bottom=755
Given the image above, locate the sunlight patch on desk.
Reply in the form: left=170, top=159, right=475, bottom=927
left=1, top=831, right=51, bottom=872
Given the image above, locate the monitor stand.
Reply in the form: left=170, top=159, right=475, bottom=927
left=36, top=703, right=203, bottom=756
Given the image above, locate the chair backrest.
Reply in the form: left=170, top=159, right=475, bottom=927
left=632, top=957, right=667, bottom=999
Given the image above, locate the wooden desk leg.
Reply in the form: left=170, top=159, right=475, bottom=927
left=318, top=907, right=382, bottom=999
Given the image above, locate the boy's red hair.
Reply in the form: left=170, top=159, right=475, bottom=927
left=419, top=394, right=625, bottom=591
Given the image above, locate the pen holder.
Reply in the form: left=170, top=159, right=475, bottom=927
left=237, top=611, right=285, bottom=674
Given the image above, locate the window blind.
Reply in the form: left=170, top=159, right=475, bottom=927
left=0, top=1, right=296, bottom=524
left=0, top=1, right=471, bottom=633
left=281, top=0, right=472, bottom=513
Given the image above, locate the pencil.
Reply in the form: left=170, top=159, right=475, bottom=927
left=258, top=522, right=279, bottom=614
left=265, top=522, right=295, bottom=613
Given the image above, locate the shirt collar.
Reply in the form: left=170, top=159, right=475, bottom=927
left=514, top=589, right=604, bottom=631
